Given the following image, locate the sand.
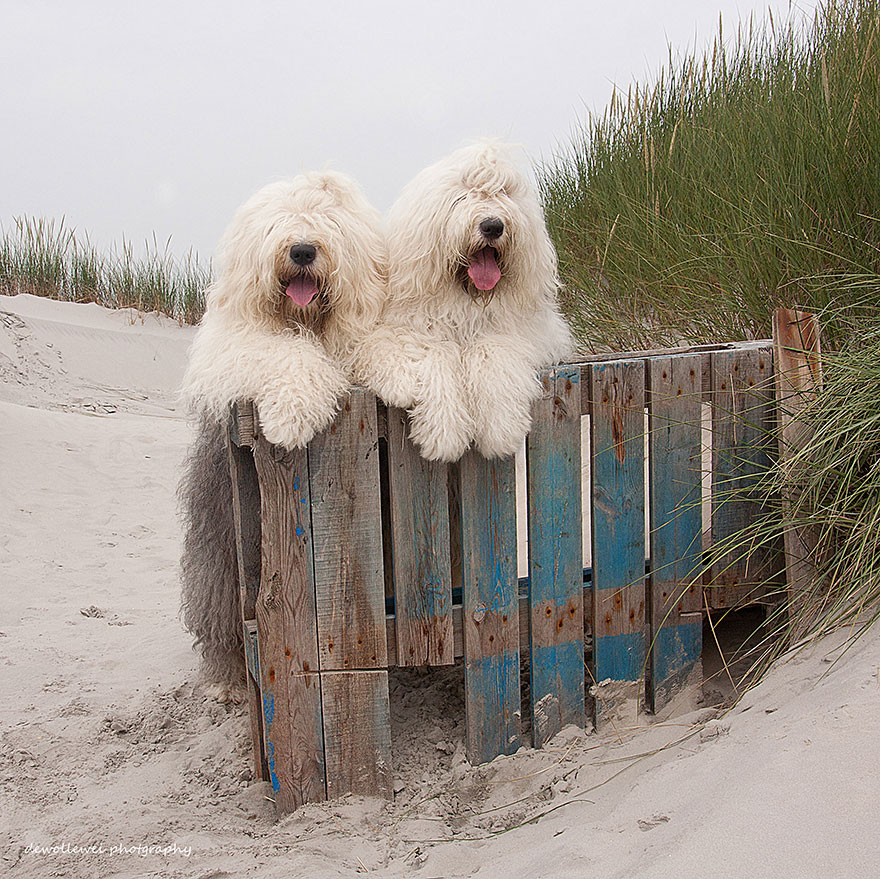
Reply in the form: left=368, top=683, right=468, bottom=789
left=1, top=292, right=878, bottom=878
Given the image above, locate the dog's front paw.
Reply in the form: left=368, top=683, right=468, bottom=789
left=259, top=410, right=322, bottom=449
left=258, top=405, right=324, bottom=449
left=474, top=415, right=529, bottom=459
left=257, top=380, right=343, bottom=450
left=361, top=365, right=419, bottom=410
left=473, top=398, right=533, bottom=459
left=408, top=398, right=473, bottom=462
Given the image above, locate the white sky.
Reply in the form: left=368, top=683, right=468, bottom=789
left=1, top=0, right=815, bottom=261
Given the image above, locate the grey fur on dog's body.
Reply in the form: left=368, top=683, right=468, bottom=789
left=178, top=414, right=246, bottom=695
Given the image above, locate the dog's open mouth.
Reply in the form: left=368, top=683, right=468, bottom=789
left=282, top=274, right=320, bottom=307
left=467, top=246, right=502, bottom=291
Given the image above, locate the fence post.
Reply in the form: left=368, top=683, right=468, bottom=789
left=308, top=390, right=393, bottom=799
left=772, top=308, right=822, bottom=630
left=526, top=366, right=585, bottom=745
left=227, top=402, right=268, bottom=782
left=708, top=347, right=777, bottom=609
left=589, top=360, right=647, bottom=730
left=385, top=407, right=454, bottom=667
left=646, top=357, right=703, bottom=713
left=457, top=451, right=522, bottom=763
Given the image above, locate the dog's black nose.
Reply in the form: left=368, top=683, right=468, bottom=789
left=290, top=244, right=317, bottom=266
left=479, top=217, right=504, bottom=240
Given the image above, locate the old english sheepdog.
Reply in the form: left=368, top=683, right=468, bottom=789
left=355, top=141, right=574, bottom=461
left=179, top=172, right=385, bottom=698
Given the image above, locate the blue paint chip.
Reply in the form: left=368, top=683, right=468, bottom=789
left=263, top=692, right=275, bottom=723
left=295, top=526, right=304, bottom=536
left=266, top=741, right=280, bottom=791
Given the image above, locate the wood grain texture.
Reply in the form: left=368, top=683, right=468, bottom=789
left=772, top=308, right=822, bottom=620
left=279, top=673, right=326, bottom=807
left=709, top=347, right=777, bottom=609
left=457, top=450, right=522, bottom=763
left=646, top=355, right=704, bottom=712
left=230, top=399, right=258, bottom=447
left=570, top=341, right=772, bottom=412
left=226, top=424, right=266, bottom=780
left=386, top=407, right=454, bottom=667
left=589, top=361, right=647, bottom=728
left=526, top=366, right=586, bottom=746
left=321, top=671, right=393, bottom=799
left=251, top=436, right=325, bottom=810
left=308, top=390, right=388, bottom=670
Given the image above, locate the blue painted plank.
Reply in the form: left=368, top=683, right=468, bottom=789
left=589, top=361, right=647, bottom=728
left=526, top=365, right=586, bottom=746
left=647, top=355, right=704, bottom=711
left=457, top=450, right=522, bottom=763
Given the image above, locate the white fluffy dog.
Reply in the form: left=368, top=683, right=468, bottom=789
left=180, top=172, right=385, bottom=696
left=355, top=141, right=574, bottom=461
left=184, top=172, right=386, bottom=446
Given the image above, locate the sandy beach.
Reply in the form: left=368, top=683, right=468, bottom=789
left=1, top=292, right=878, bottom=879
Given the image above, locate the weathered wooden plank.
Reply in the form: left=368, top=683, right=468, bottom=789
left=456, top=451, right=522, bottom=763
left=709, top=347, right=776, bottom=610
left=230, top=399, right=258, bottom=447
left=226, top=425, right=267, bottom=781
left=772, top=308, right=822, bottom=623
left=646, top=355, right=704, bottom=713
left=526, top=366, right=585, bottom=746
left=251, top=436, right=325, bottom=810
left=386, top=407, right=454, bottom=666
left=308, top=390, right=388, bottom=670
left=227, top=428, right=262, bottom=621
left=321, top=671, right=393, bottom=799
left=279, top=672, right=326, bottom=805
left=564, top=340, right=773, bottom=412
left=589, top=361, right=647, bottom=729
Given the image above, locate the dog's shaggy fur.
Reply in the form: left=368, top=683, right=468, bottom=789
left=180, top=172, right=385, bottom=698
left=355, top=141, right=574, bottom=461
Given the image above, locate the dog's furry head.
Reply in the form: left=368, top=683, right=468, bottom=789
left=386, top=141, right=559, bottom=313
left=208, top=171, right=386, bottom=348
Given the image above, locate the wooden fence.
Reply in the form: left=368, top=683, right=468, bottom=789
left=226, top=338, right=780, bottom=814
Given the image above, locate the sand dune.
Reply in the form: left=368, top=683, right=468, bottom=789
left=1, top=293, right=877, bottom=878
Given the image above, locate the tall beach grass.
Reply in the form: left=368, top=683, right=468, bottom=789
left=0, top=216, right=209, bottom=324
left=540, top=0, right=880, bottom=351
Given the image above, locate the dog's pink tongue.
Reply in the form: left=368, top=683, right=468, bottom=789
left=286, top=276, right=318, bottom=307
left=467, top=247, right=501, bottom=291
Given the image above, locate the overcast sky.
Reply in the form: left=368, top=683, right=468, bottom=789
left=1, top=0, right=815, bottom=261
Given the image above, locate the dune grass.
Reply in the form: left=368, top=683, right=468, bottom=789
left=539, top=0, right=880, bottom=685
left=540, top=0, right=880, bottom=351
left=0, top=216, right=209, bottom=324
